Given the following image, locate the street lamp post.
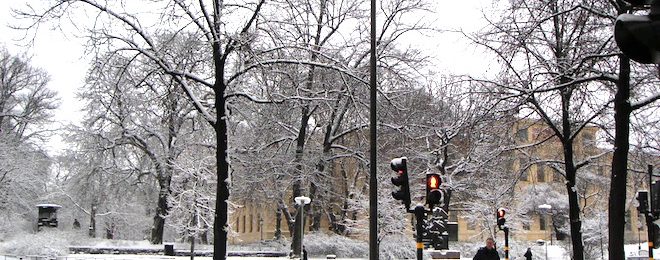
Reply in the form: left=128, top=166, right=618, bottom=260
left=295, top=196, right=312, bottom=258
left=538, top=204, right=552, bottom=260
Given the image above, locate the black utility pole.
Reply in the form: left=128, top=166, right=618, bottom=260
left=503, top=227, right=510, bottom=260
left=646, top=211, right=655, bottom=260
left=649, top=165, right=655, bottom=260
left=414, top=205, right=425, bottom=260
left=368, top=0, right=378, bottom=258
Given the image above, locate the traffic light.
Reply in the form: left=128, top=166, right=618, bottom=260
left=652, top=181, right=660, bottom=215
left=391, top=157, right=411, bottom=210
left=426, top=173, right=443, bottom=209
left=637, top=190, right=649, bottom=214
left=430, top=207, right=449, bottom=250
left=496, top=208, right=506, bottom=229
left=654, top=222, right=660, bottom=249
left=613, top=0, right=660, bottom=64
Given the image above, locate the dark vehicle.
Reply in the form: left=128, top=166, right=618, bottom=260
left=36, top=204, right=62, bottom=230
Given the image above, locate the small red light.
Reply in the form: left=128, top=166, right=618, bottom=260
left=428, top=175, right=440, bottom=189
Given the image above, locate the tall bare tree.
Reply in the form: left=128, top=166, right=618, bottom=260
left=0, top=48, right=57, bottom=228
left=0, top=47, right=57, bottom=141
left=18, top=1, right=266, bottom=256
left=472, top=0, right=621, bottom=258
left=608, top=1, right=660, bottom=258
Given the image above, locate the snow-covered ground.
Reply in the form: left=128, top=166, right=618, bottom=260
left=0, top=230, right=654, bottom=260
left=456, top=245, right=569, bottom=260
left=0, top=244, right=649, bottom=260
left=0, top=255, right=364, bottom=260
left=624, top=242, right=660, bottom=258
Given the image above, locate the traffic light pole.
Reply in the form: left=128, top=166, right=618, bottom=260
left=649, top=165, right=655, bottom=260
left=368, top=0, right=378, bottom=258
left=414, top=205, right=425, bottom=260
left=646, top=212, right=655, bottom=260
left=504, top=227, right=510, bottom=260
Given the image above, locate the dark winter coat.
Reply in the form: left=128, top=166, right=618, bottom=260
left=524, top=248, right=533, bottom=260
left=473, top=247, right=500, bottom=260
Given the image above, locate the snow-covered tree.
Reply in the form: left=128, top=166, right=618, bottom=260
left=471, top=0, right=624, bottom=258
left=0, top=48, right=58, bottom=232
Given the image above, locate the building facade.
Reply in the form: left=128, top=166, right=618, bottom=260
left=229, top=118, right=655, bottom=247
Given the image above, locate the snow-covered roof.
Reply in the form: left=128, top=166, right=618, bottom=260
left=36, top=203, right=62, bottom=208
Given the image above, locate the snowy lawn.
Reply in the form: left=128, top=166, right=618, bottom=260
left=0, top=255, right=364, bottom=260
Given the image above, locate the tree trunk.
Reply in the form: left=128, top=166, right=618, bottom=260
left=275, top=208, right=282, bottom=240
left=608, top=54, right=631, bottom=260
left=309, top=182, right=322, bottom=231
left=291, top=105, right=311, bottom=257
left=89, top=203, right=96, bottom=238
left=213, top=77, right=230, bottom=260
left=106, top=222, right=115, bottom=239
left=565, top=174, right=583, bottom=259
left=559, top=85, right=584, bottom=260
left=201, top=225, right=209, bottom=244
left=150, top=173, right=172, bottom=244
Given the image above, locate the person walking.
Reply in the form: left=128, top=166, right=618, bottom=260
left=524, top=247, right=533, bottom=260
left=474, top=237, right=500, bottom=260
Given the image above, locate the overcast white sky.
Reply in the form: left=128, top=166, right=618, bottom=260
left=0, top=0, right=90, bottom=154
left=0, top=0, right=496, bottom=155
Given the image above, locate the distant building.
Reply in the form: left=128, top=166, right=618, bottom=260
left=453, top=118, right=654, bottom=245
left=229, top=117, right=656, bottom=246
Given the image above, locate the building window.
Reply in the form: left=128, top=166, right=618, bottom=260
left=235, top=217, right=239, bottom=232
left=516, top=159, right=529, bottom=181
left=626, top=211, right=632, bottom=231
left=505, top=158, right=514, bottom=173
left=517, top=128, right=528, bottom=142
left=249, top=215, right=253, bottom=233
left=537, top=165, right=545, bottom=182
left=521, top=166, right=529, bottom=181
left=466, top=220, right=476, bottom=230
left=242, top=215, right=246, bottom=233
left=582, top=132, right=594, bottom=146
left=257, top=214, right=261, bottom=232
left=523, top=220, right=530, bottom=230
left=539, top=215, right=547, bottom=231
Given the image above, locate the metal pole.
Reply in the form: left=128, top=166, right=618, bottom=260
left=504, top=227, right=510, bottom=260
left=191, top=233, right=195, bottom=260
left=368, top=0, right=378, bottom=258
left=299, top=203, right=305, bottom=258
left=414, top=205, right=425, bottom=260
left=647, top=212, right=654, bottom=260
left=545, top=226, right=548, bottom=260
left=191, top=205, right=197, bottom=260
left=651, top=164, right=654, bottom=217
left=550, top=213, right=553, bottom=246
left=650, top=165, right=655, bottom=260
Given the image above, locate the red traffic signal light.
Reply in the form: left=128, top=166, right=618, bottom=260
left=426, top=173, right=443, bottom=208
left=390, top=157, right=411, bottom=209
left=637, top=191, right=649, bottom=214
left=427, top=174, right=441, bottom=190
left=496, top=208, right=506, bottom=228
left=391, top=157, right=407, bottom=172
